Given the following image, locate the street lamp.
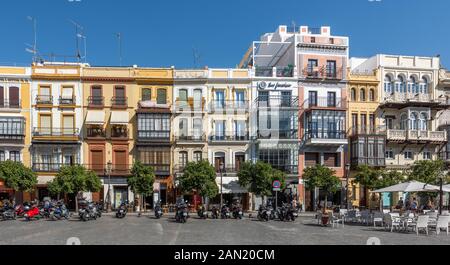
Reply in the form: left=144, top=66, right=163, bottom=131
left=219, top=162, right=225, bottom=210
left=106, top=161, right=112, bottom=212
left=345, top=163, right=351, bottom=210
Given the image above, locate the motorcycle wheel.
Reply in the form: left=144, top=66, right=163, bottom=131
left=82, top=213, right=88, bottom=222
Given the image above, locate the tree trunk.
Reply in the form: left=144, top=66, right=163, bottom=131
left=323, top=195, right=328, bottom=214
left=143, top=194, right=146, bottom=212
left=75, top=192, right=79, bottom=213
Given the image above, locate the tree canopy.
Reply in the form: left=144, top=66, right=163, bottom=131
left=0, top=160, right=37, bottom=192
left=128, top=161, right=155, bottom=197
left=178, top=160, right=218, bottom=198
left=408, top=160, right=449, bottom=185
left=238, top=161, right=286, bottom=197
left=303, top=164, right=341, bottom=195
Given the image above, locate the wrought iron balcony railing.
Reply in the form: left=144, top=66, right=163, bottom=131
left=255, top=96, right=299, bottom=108
left=302, top=97, right=347, bottom=109
left=58, top=96, right=76, bottom=106
left=111, top=97, right=128, bottom=108
left=0, top=99, right=21, bottom=109
left=36, top=95, right=53, bottom=105
left=88, top=96, right=104, bottom=108
left=33, top=127, right=80, bottom=137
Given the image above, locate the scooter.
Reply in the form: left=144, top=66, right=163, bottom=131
left=211, top=206, right=219, bottom=219
left=154, top=202, right=163, bottom=219
left=1, top=204, right=16, bottom=221
left=197, top=205, right=207, bottom=219
left=116, top=202, right=128, bottom=219
left=24, top=204, right=41, bottom=221
left=50, top=201, right=70, bottom=221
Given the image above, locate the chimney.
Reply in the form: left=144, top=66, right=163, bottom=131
left=321, top=26, right=331, bottom=36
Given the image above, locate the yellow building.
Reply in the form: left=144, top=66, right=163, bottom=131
left=82, top=66, right=174, bottom=208
left=347, top=67, right=383, bottom=208
left=0, top=66, right=32, bottom=203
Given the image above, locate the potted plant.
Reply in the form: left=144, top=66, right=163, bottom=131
left=303, top=164, right=341, bottom=226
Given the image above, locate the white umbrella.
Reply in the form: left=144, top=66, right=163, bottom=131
left=372, top=181, right=441, bottom=193
left=442, top=185, right=450, bottom=193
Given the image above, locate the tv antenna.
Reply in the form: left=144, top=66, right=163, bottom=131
left=192, top=48, right=202, bottom=69
left=116, top=33, right=123, bottom=66
left=26, top=16, right=38, bottom=63
left=291, top=20, right=297, bottom=32
left=69, top=19, right=84, bottom=62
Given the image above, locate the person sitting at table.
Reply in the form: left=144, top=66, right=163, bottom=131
left=396, top=199, right=404, bottom=209
left=410, top=197, right=418, bottom=212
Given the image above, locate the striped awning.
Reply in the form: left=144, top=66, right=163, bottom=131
left=86, top=111, right=105, bottom=125
left=110, top=111, right=129, bottom=125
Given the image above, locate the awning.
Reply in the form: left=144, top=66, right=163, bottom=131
left=216, top=177, right=247, bottom=194
left=37, top=176, right=55, bottom=186
left=371, top=181, right=445, bottom=193
left=110, top=111, right=129, bottom=125
left=86, top=111, right=105, bottom=125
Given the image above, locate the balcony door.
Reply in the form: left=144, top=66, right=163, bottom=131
left=90, top=149, right=104, bottom=172
left=214, top=152, right=226, bottom=172
left=235, top=153, right=245, bottom=171
left=62, top=115, right=75, bottom=136
left=215, top=90, right=225, bottom=108
left=193, top=89, right=202, bottom=110
left=39, top=86, right=51, bottom=104
left=114, top=86, right=126, bottom=106
left=113, top=148, right=128, bottom=173
left=0, top=86, right=4, bottom=107
left=326, top=60, right=336, bottom=78
left=235, top=90, right=245, bottom=108
left=9, top=87, right=19, bottom=108
left=193, top=118, right=202, bottom=140
left=235, top=121, right=246, bottom=140
left=91, top=86, right=103, bottom=105
left=215, top=121, right=225, bottom=140
left=327, top=92, right=336, bottom=107
left=179, top=118, right=188, bottom=139
left=307, top=59, right=318, bottom=75
left=309, top=91, right=317, bottom=107
left=39, top=114, right=52, bottom=135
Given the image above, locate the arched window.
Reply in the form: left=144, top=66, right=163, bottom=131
left=369, top=89, right=375, bottom=101
left=360, top=89, right=366, bottom=102
left=421, top=77, right=429, bottom=94
left=400, top=114, right=408, bottom=130
left=384, top=75, right=393, bottom=94
left=351, top=88, right=356, bottom=101
left=396, top=76, right=406, bottom=93
left=408, top=76, right=416, bottom=94
left=409, top=112, right=418, bottom=130
left=419, top=113, right=428, bottom=131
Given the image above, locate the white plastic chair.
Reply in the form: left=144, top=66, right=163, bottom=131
left=412, top=215, right=430, bottom=235
left=384, top=213, right=402, bottom=232
left=441, top=210, right=450, bottom=216
left=432, top=216, right=450, bottom=235
left=331, top=212, right=344, bottom=228
left=346, top=210, right=356, bottom=223
left=373, top=212, right=384, bottom=227
left=360, top=210, right=370, bottom=226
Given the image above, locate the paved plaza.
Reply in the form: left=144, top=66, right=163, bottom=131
left=1, top=214, right=449, bottom=245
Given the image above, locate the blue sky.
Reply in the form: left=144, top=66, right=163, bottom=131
left=0, top=0, right=449, bottom=68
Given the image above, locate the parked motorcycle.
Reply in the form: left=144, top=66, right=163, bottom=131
left=211, top=206, right=219, bottom=219
left=175, top=201, right=189, bottom=223
left=15, top=203, right=28, bottom=218
left=257, top=205, right=270, bottom=222
left=232, top=204, right=243, bottom=219
left=50, top=201, right=70, bottom=221
left=24, top=204, right=41, bottom=221
left=78, top=201, right=98, bottom=222
left=39, top=200, right=54, bottom=219
left=116, top=202, right=128, bottom=219
left=197, top=205, right=207, bottom=219
left=1, top=203, right=16, bottom=221
left=221, top=205, right=231, bottom=219
left=154, top=201, right=163, bottom=219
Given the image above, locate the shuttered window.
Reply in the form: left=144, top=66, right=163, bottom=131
left=157, top=89, right=167, bottom=104
left=40, top=115, right=51, bottom=135
left=324, top=153, right=340, bottom=167
left=305, top=153, right=319, bottom=167
left=63, top=115, right=74, bottom=135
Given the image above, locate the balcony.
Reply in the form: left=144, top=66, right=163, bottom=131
left=209, top=100, right=249, bottom=113
left=87, top=164, right=131, bottom=176
left=137, top=130, right=170, bottom=142
left=111, top=97, right=128, bottom=108
left=174, top=134, right=206, bottom=143
left=257, top=130, right=298, bottom=140
left=302, top=67, right=343, bottom=80
left=351, top=157, right=386, bottom=167
left=86, top=127, right=106, bottom=139
left=0, top=99, right=21, bottom=109
left=302, top=97, right=347, bottom=110
left=32, top=163, right=75, bottom=173
left=381, top=93, right=445, bottom=108
left=255, top=96, right=299, bottom=108
left=209, top=133, right=250, bottom=143
left=440, top=151, right=450, bottom=162
left=254, top=66, right=295, bottom=78
left=349, top=127, right=386, bottom=137
left=88, top=96, right=104, bottom=108
left=36, top=95, right=53, bottom=106
left=174, top=98, right=206, bottom=113
left=32, top=128, right=80, bottom=142
left=303, top=130, right=348, bottom=146
left=143, top=164, right=170, bottom=176
left=111, top=126, right=129, bottom=140
left=58, top=96, right=76, bottom=107
left=0, top=130, right=25, bottom=142
left=385, top=129, right=447, bottom=143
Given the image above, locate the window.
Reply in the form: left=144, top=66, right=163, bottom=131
left=369, top=89, right=375, bottom=101
left=369, top=114, right=375, bottom=133
left=421, top=77, right=429, bottom=94
left=194, top=151, right=202, bottom=162
left=179, top=152, right=188, bottom=168
left=137, top=113, right=170, bottom=139
left=235, top=90, right=245, bottom=104
left=179, top=118, right=188, bottom=138
left=179, top=89, right=188, bottom=102
left=360, top=114, right=367, bottom=133
left=327, top=92, right=336, bottom=107
left=419, top=113, right=428, bottom=131
left=38, top=85, right=51, bottom=103
left=404, top=151, right=413, bottom=160
left=385, top=117, right=394, bottom=130
left=396, top=76, right=406, bottom=93
left=326, top=61, right=336, bottom=78
left=352, top=114, right=358, bottom=134
left=62, top=115, right=75, bottom=135
left=138, top=147, right=170, bottom=168
left=360, top=89, right=366, bottom=102
left=324, top=153, right=340, bottom=167
left=305, top=153, right=319, bottom=167
left=215, top=90, right=225, bottom=108
left=400, top=114, right=408, bottom=130
left=408, top=76, right=416, bottom=94
left=235, top=121, right=247, bottom=139
left=351, top=88, right=356, bottom=101
left=193, top=118, right=202, bottom=139
left=9, top=86, right=20, bottom=108
left=157, top=89, right=167, bottom=105
left=214, top=152, right=226, bottom=172
left=10, top=151, right=20, bottom=162
left=39, top=114, right=52, bottom=135
left=309, top=91, right=318, bottom=107
left=0, top=86, right=3, bottom=107
left=215, top=120, right=225, bottom=140
left=0, top=151, right=5, bottom=162
left=384, top=75, right=393, bottom=94
left=142, top=88, right=151, bottom=101
left=311, top=37, right=316, bottom=43
left=386, top=150, right=394, bottom=159
left=307, top=59, right=318, bottom=76
left=423, top=151, right=431, bottom=160
left=410, top=112, right=418, bottom=130
left=281, top=91, right=292, bottom=107
left=193, top=89, right=202, bottom=109
left=0, top=117, right=25, bottom=137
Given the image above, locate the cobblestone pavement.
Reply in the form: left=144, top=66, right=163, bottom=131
left=1, top=215, right=449, bottom=245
